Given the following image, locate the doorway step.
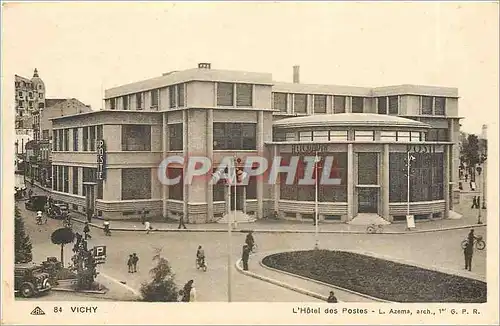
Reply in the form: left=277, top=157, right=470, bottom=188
left=216, top=211, right=257, bottom=224
left=348, top=213, right=390, bottom=225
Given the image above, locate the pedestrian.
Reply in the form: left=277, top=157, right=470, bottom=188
left=73, top=233, right=82, bottom=253
left=127, top=254, right=134, bottom=273
left=132, top=253, right=139, bottom=273
left=178, top=215, right=187, bottom=229
left=245, top=231, right=255, bottom=252
left=327, top=291, right=338, bottom=303
left=83, top=222, right=92, bottom=240
left=181, top=280, right=195, bottom=302
left=141, top=208, right=147, bottom=225
left=48, top=195, right=53, bottom=208
left=465, top=174, right=468, bottom=182
left=242, top=244, right=250, bottom=271
left=145, top=220, right=151, bottom=234
left=103, top=219, right=111, bottom=236
left=28, top=188, right=33, bottom=199
left=471, top=196, right=478, bottom=209
left=464, top=229, right=479, bottom=271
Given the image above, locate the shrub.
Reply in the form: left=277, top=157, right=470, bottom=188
left=15, top=205, right=32, bottom=263
left=140, top=249, right=179, bottom=302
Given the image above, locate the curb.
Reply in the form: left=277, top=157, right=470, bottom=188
left=51, top=288, right=107, bottom=294
left=258, top=258, right=390, bottom=303
left=234, top=258, right=331, bottom=302
left=72, top=217, right=487, bottom=235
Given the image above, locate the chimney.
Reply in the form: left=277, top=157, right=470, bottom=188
left=198, top=63, right=211, bottom=69
left=293, top=65, right=300, bottom=83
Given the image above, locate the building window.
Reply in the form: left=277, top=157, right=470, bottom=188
left=434, top=97, right=446, bottom=115
left=58, top=129, right=63, bottom=151
left=273, top=92, right=287, bottom=112
left=136, top=92, right=143, bottom=109
left=177, top=84, right=185, bottom=107
left=39, top=85, right=42, bottom=90
left=421, top=96, right=433, bottom=115
left=39, top=103, right=44, bottom=109
left=168, top=124, right=183, bottom=151
left=389, top=153, right=443, bottom=202
left=110, top=98, right=116, bottom=110
left=18, top=92, right=23, bottom=98
left=352, top=97, right=364, bottom=113
left=378, top=97, right=387, bottom=114
left=64, top=129, right=69, bottom=151
left=396, top=131, right=410, bottom=142
left=39, top=93, right=43, bottom=99
left=294, top=94, right=307, bottom=114
left=122, top=125, right=151, bottom=151
left=217, top=82, right=234, bottom=106
left=83, top=127, right=88, bottom=151
left=167, top=168, right=183, bottom=200
left=122, top=168, right=151, bottom=200
left=89, top=126, right=96, bottom=151
left=213, top=123, right=256, bottom=150
left=28, top=101, right=33, bottom=108
left=236, top=84, right=253, bottom=107
left=380, top=131, right=397, bottom=142
left=53, top=131, right=57, bottom=151
left=169, top=86, right=176, bottom=108
left=42, top=130, right=49, bottom=140
left=426, top=129, right=448, bottom=142
left=123, top=95, right=129, bottom=110
left=63, top=166, right=69, bottom=193
left=18, top=100, right=24, bottom=108
left=212, top=168, right=225, bottom=202
left=29, top=92, right=33, bottom=99
left=58, top=166, right=63, bottom=192
left=72, top=167, right=79, bottom=194
left=82, top=168, right=97, bottom=196
left=314, top=95, right=327, bottom=114
left=388, top=96, right=399, bottom=115
left=358, top=153, right=378, bottom=185
left=329, top=130, right=348, bottom=141
left=410, top=131, right=421, bottom=142
left=354, top=131, right=374, bottom=141
left=299, top=131, right=313, bottom=142
left=333, top=96, right=346, bottom=114
left=313, top=130, right=329, bottom=141
left=151, top=89, right=159, bottom=107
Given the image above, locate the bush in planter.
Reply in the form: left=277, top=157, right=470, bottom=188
left=140, top=248, right=179, bottom=302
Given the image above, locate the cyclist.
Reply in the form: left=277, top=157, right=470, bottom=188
left=196, top=245, right=205, bottom=268
left=36, top=210, right=43, bottom=225
left=245, top=231, right=255, bottom=252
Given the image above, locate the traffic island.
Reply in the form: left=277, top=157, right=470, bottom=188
left=262, top=250, right=486, bottom=303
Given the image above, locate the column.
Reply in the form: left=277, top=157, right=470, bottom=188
left=182, top=110, right=188, bottom=222
left=273, top=145, right=280, bottom=215
left=443, top=144, right=450, bottom=218
left=162, top=113, right=168, bottom=218
left=206, top=109, right=214, bottom=222
left=382, top=144, right=391, bottom=221
left=448, top=119, right=455, bottom=210
left=347, top=144, right=354, bottom=221
left=256, top=111, right=264, bottom=219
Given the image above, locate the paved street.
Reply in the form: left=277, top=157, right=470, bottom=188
left=16, top=194, right=486, bottom=302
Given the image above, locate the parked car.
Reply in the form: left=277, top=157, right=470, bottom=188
left=25, top=195, right=48, bottom=211
left=14, top=263, right=52, bottom=298
left=47, top=203, right=69, bottom=220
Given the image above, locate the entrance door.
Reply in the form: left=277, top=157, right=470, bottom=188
left=357, top=188, right=378, bottom=213
left=230, top=186, right=245, bottom=211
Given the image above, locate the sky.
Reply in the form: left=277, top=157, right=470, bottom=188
left=2, top=1, right=499, bottom=135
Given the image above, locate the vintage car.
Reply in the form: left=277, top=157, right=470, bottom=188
left=25, top=195, right=48, bottom=211
left=14, top=263, right=52, bottom=298
left=47, top=203, right=69, bottom=220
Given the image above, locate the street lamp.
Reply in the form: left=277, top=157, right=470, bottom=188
left=476, top=165, right=483, bottom=225
left=406, top=152, right=416, bottom=228
left=314, top=152, right=321, bottom=250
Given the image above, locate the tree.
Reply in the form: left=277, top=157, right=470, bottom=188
left=51, top=228, right=75, bottom=266
left=140, top=248, right=179, bottom=302
left=15, top=205, right=32, bottom=263
left=461, top=134, right=480, bottom=181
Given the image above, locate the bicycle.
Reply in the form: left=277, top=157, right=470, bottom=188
left=248, top=243, right=258, bottom=254
left=366, top=224, right=384, bottom=234
left=461, top=235, right=486, bottom=251
left=195, top=257, right=207, bottom=272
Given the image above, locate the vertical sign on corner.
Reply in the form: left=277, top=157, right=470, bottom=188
left=97, top=140, right=106, bottom=180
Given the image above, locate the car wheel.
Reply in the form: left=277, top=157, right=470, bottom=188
left=20, top=283, right=34, bottom=298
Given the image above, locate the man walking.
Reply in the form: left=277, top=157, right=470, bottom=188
left=178, top=215, right=187, bottom=229
left=464, top=229, right=478, bottom=271
left=132, top=253, right=139, bottom=273
left=83, top=222, right=92, bottom=240
left=241, top=244, right=250, bottom=271
left=127, top=254, right=134, bottom=273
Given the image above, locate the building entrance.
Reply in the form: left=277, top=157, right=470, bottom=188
left=229, top=185, right=245, bottom=211
left=357, top=188, right=378, bottom=213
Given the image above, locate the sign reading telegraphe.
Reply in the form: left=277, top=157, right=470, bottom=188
left=97, top=140, right=106, bottom=180
left=291, top=143, right=328, bottom=154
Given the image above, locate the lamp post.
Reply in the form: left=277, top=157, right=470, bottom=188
left=476, top=165, right=483, bottom=225
left=406, top=152, right=415, bottom=226
left=314, top=152, right=321, bottom=250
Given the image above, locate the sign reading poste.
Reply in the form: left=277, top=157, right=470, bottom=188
left=97, top=140, right=106, bottom=180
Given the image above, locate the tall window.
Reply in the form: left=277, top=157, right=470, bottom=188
left=122, top=168, right=151, bottom=200
left=52, top=166, right=58, bottom=190
left=63, top=166, right=69, bottom=193
left=217, top=82, right=234, bottom=106
left=388, top=96, right=399, bottom=115
left=58, top=129, right=63, bottom=151
left=169, top=86, right=176, bottom=108
left=123, top=95, right=129, bottom=110
left=294, top=94, right=307, bottom=114
left=378, top=97, right=387, bottom=114
left=82, top=168, right=96, bottom=196
left=83, top=127, right=88, bottom=151
left=273, top=93, right=287, bottom=112
left=212, top=168, right=226, bottom=202
left=72, top=167, right=79, bottom=194
left=151, top=89, right=159, bottom=107
left=434, top=97, right=446, bottom=115
left=136, top=92, right=143, bottom=109
left=122, top=125, right=151, bottom=151
left=42, top=130, right=49, bottom=140
left=333, top=96, right=346, bottom=113
left=58, top=166, right=63, bottom=192
left=421, top=96, right=433, bottom=115
left=426, top=129, right=448, bottom=141
left=352, top=97, right=364, bottom=113
left=213, top=123, right=256, bottom=150
left=168, top=124, right=183, bottom=151
left=167, top=168, right=183, bottom=200
left=177, top=84, right=185, bottom=107
left=358, top=153, right=378, bottom=184
left=110, top=98, right=116, bottom=110
left=314, top=95, right=327, bottom=114
left=64, top=129, right=69, bottom=151
left=53, top=131, right=57, bottom=151
left=236, top=84, right=252, bottom=107
left=89, top=126, right=96, bottom=151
